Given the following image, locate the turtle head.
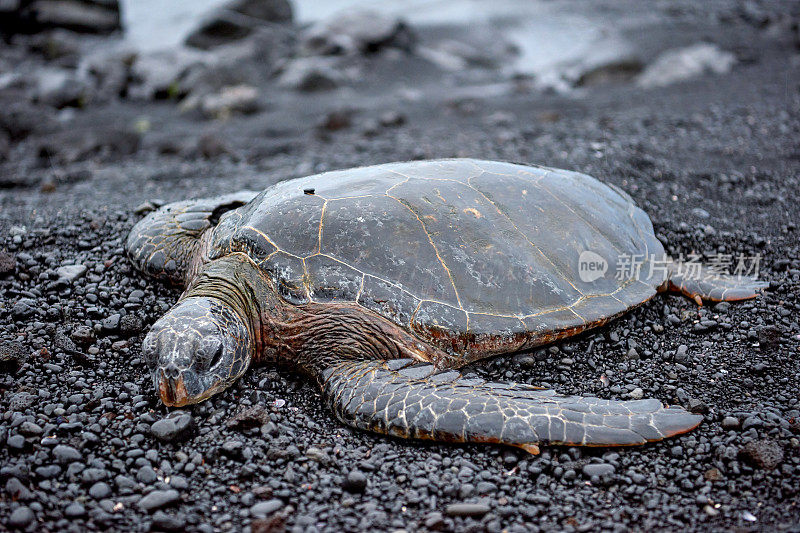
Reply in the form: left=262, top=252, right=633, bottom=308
left=142, top=297, right=253, bottom=407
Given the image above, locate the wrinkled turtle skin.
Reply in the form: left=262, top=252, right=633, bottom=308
left=127, top=159, right=767, bottom=453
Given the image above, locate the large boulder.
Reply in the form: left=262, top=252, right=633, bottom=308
left=228, top=0, right=292, bottom=23
left=181, top=84, right=260, bottom=120
left=637, top=43, right=736, bottom=88
left=185, top=0, right=293, bottom=50
left=33, top=67, right=93, bottom=108
left=276, top=56, right=344, bottom=92
left=127, top=48, right=208, bottom=100
left=417, top=27, right=519, bottom=71
left=0, top=0, right=121, bottom=36
left=127, top=26, right=293, bottom=101
left=300, top=9, right=415, bottom=56
left=78, top=47, right=135, bottom=102
left=185, top=10, right=255, bottom=50
left=0, top=99, right=58, bottom=141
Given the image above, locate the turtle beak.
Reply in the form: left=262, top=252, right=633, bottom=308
left=158, top=368, right=190, bottom=407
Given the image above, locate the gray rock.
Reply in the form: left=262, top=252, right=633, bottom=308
left=424, top=511, right=445, bottom=529
left=8, top=506, right=35, bottom=528
left=228, top=0, right=292, bottom=22
left=136, top=465, right=157, bottom=483
left=167, top=476, right=188, bottom=490
left=575, top=58, right=643, bottom=87
left=250, top=499, right=283, bottom=517
left=71, top=325, right=95, bottom=346
left=151, top=510, right=186, bottom=531
left=119, top=314, right=143, bottom=337
left=740, top=440, right=784, bottom=470
left=742, top=416, right=763, bottom=430
left=129, top=48, right=207, bottom=101
left=52, top=444, right=82, bottom=463
left=101, top=313, right=121, bottom=333
left=89, top=481, right=111, bottom=499
left=638, top=43, right=736, bottom=88
left=221, top=439, right=244, bottom=459
left=8, top=392, right=36, bottom=411
left=9, top=0, right=121, bottom=35
left=186, top=0, right=293, bottom=49
left=151, top=412, right=194, bottom=442
left=0, top=251, right=16, bottom=276
left=721, top=416, right=740, bottom=430
left=476, top=481, right=497, bottom=494
left=277, top=57, right=343, bottom=92
left=26, top=28, right=82, bottom=60
left=582, top=463, right=616, bottom=478
left=445, top=502, right=491, bottom=517
left=185, top=9, right=256, bottom=50
left=304, top=446, right=330, bottom=464
left=688, top=398, right=709, bottom=414
left=0, top=341, right=28, bottom=371
left=6, top=434, right=25, bottom=450
left=758, top=325, right=783, bottom=346
left=0, top=101, right=55, bottom=141
left=196, top=133, right=231, bottom=159
left=64, top=502, right=86, bottom=517
left=34, top=68, right=91, bottom=109
left=300, top=9, right=415, bottom=56
left=419, top=29, right=517, bottom=71
left=77, top=47, right=133, bottom=103
left=11, top=299, right=35, bottom=319
left=114, top=474, right=137, bottom=490
left=184, top=84, right=260, bottom=119
left=342, top=470, right=368, bottom=493
left=226, top=404, right=270, bottom=429
left=35, top=465, right=61, bottom=479
left=6, top=478, right=33, bottom=500
left=81, top=467, right=107, bottom=483
left=138, top=489, right=180, bottom=512
left=56, top=264, right=86, bottom=282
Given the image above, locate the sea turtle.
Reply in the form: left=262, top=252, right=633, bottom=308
left=127, top=159, right=767, bottom=453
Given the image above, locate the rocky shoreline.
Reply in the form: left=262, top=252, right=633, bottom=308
left=1, top=0, right=799, bottom=531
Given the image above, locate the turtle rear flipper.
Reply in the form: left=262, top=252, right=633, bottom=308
left=667, top=260, right=768, bottom=304
left=320, top=358, right=702, bottom=453
left=126, top=191, right=258, bottom=285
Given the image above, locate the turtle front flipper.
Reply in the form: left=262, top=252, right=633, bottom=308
left=666, top=260, right=768, bottom=304
left=126, top=191, right=258, bottom=285
left=319, top=358, right=702, bottom=453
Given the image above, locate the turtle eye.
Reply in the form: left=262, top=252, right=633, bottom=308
left=209, top=342, right=224, bottom=369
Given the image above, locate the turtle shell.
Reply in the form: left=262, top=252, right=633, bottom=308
left=208, top=159, right=667, bottom=361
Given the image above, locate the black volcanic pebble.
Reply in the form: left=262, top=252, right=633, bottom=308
left=0, top=341, right=28, bottom=371
left=150, top=510, right=186, bottom=530
left=151, top=412, right=194, bottom=442
left=739, top=440, right=785, bottom=470
left=0, top=251, right=16, bottom=276
left=445, top=502, right=490, bottom=517
left=343, top=470, right=368, bottom=493
left=120, top=314, right=144, bottom=336
left=71, top=325, right=96, bottom=346
left=138, top=490, right=181, bottom=512
left=8, top=506, right=35, bottom=528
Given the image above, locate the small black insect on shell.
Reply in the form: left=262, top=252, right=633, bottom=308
left=304, top=188, right=315, bottom=195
